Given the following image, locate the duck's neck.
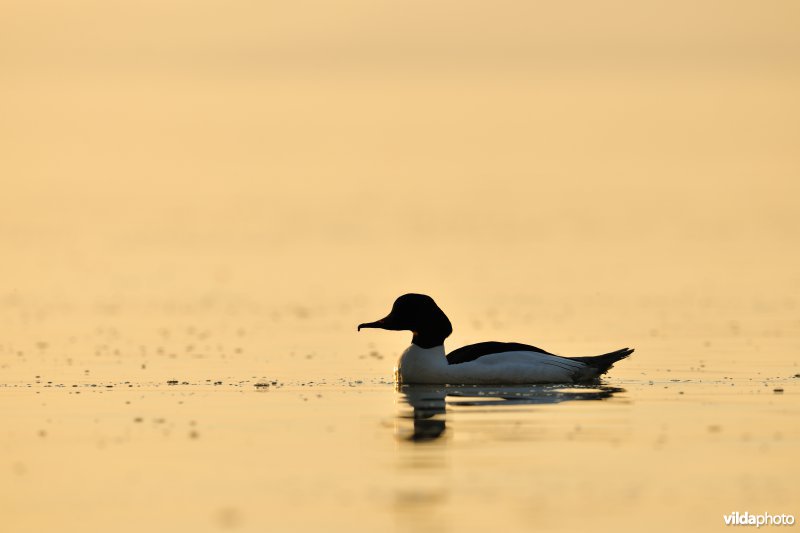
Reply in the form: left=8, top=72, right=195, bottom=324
left=395, top=344, right=448, bottom=384
left=412, top=330, right=449, bottom=349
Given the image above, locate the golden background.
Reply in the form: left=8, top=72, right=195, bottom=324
left=2, top=2, right=799, bottom=532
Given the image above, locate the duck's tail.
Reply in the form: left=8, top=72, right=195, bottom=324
left=569, top=347, right=634, bottom=380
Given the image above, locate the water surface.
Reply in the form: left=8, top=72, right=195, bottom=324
left=3, top=312, right=798, bottom=532
left=2, top=1, right=799, bottom=530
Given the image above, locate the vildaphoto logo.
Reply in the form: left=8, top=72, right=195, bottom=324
left=723, top=512, right=795, bottom=527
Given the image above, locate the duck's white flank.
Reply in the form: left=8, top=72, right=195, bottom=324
left=395, top=344, right=591, bottom=385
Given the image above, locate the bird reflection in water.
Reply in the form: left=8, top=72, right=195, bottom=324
left=396, top=384, right=624, bottom=442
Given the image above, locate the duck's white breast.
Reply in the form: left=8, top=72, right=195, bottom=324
left=396, top=345, right=449, bottom=384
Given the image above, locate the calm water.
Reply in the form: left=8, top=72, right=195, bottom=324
left=3, top=1, right=799, bottom=530
left=2, top=291, right=798, bottom=532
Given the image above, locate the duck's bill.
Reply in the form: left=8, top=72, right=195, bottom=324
left=357, top=315, right=402, bottom=331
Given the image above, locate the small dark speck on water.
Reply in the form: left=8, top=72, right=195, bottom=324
left=134, top=417, right=143, bottom=423
left=773, top=388, right=784, bottom=393
left=167, top=380, right=178, bottom=385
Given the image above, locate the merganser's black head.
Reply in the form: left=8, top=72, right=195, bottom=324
left=358, top=293, right=453, bottom=348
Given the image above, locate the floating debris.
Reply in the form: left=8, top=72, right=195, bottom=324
left=773, top=388, right=784, bottom=393
left=254, top=383, right=270, bottom=389
left=167, top=380, right=179, bottom=385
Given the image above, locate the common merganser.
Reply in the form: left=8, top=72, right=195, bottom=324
left=358, top=294, right=633, bottom=384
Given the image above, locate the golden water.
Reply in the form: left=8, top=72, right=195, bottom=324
left=2, top=1, right=799, bottom=531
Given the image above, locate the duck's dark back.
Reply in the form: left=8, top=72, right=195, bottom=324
left=446, top=341, right=555, bottom=365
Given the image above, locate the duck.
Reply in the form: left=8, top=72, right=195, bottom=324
left=358, top=293, right=633, bottom=384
